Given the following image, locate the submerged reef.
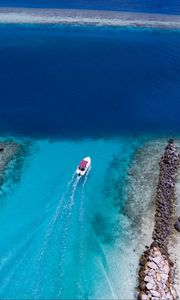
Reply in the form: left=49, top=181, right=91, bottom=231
left=138, top=140, right=180, bottom=300
left=0, top=141, right=21, bottom=185
left=0, top=8, right=180, bottom=29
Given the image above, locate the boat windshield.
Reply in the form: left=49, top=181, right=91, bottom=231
left=79, top=166, right=85, bottom=171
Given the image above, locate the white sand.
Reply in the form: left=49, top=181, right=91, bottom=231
left=0, top=7, right=180, bottom=29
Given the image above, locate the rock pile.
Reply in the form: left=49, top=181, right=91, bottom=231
left=152, top=139, right=180, bottom=250
left=138, top=140, right=180, bottom=300
left=138, top=245, right=176, bottom=300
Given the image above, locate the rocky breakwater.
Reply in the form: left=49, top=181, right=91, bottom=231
left=138, top=139, right=180, bottom=300
left=0, top=141, right=21, bottom=185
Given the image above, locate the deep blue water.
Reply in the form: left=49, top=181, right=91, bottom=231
left=0, top=0, right=180, bottom=15
left=0, top=26, right=180, bottom=138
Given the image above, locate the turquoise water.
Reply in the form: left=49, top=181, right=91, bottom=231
left=0, top=137, right=144, bottom=299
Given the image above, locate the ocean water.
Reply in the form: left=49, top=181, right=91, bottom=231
left=0, top=10, right=180, bottom=300
left=0, top=0, right=180, bottom=15
left=0, top=137, right=144, bottom=299
left=0, top=26, right=180, bottom=137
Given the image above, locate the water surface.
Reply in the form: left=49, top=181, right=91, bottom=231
left=0, top=10, right=180, bottom=299
left=0, top=0, right=180, bottom=15
left=0, top=26, right=180, bottom=138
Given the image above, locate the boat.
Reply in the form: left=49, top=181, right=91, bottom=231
left=76, top=157, right=91, bottom=176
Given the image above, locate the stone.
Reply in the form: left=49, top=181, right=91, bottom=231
left=151, top=255, right=162, bottom=265
left=164, top=264, right=170, bottom=274
left=147, top=261, right=158, bottom=270
left=169, top=286, right=177, bottom=299
left=139, top=281, right=146, bottom=290
left=150, top=290, right=161, bottom=297
left=161, top=273, right=168, bottom=283
left=146, top=282, right=155, bottom=290
left=153, top=250, right=161, bottom=257
left=156, top=272, right=161, bottom=282
left=139, top=270, right=145, bottom=277
left=139, top=291, right=149, bottom=300
left=144, top=275, right=153, bottom=283
left=165, top=292, right=173, bottom=300
left=144, top=265, right=150, bottom=274
left=158, top=288, right=166, bottom=298
left=174, top=220, right=180, bottom=232
left=140, top=256, right=147, bottom=266
left=148, top=269, right=155, bottom=277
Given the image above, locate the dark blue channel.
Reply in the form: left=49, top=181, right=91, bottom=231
left=0, top=25, right=180, bottom=138
left=0, top=0, right=180, bottom=15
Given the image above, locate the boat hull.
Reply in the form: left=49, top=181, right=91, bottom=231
left=76, top=156, right=91, bottom=176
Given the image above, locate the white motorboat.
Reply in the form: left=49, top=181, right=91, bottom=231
left=76, top=156, right=91, bottom=176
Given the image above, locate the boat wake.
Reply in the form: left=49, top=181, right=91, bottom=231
left=57, top=169, right=91, bottom=298
left=37, top=172, right=77, bottom=261
left=75, top=166, right=91, bottom=298
left=34, top=168, right=90, bottom=297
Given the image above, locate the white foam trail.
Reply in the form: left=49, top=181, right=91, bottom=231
left=76, top=167, right=91, bottom=298
left=79, top=166, right=91, bottom=222
left=33, top=172, right=78, bottom=297
left=83, top=165, right=91, bottom=189
left=67, top=175, right=81, bottom=211
left=98, top=260, right=117, bottom=300
left=90, top=227, right=118, bottom=299
left=38, top=172, right=76, bottom=261
left=58, top=176, right=81, bottom=298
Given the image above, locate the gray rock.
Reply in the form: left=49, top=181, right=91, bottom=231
left=150, top=290, right=161, bottom=297
left=174, top=220, right=180, bottom=232
left=144, top=275, right=152, bottom=283
left=165, top=292, right=173, bottom=300
left=146, top=282, right=155, bottom=290
left=140, top=292, right=149, bottom=300
left=161, top=272, right=168, bottom=283
left=151, top=255, right=162, bottom=265
left=147, top=261, right=158, bottom=270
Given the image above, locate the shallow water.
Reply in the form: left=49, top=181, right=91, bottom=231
left=0, top=137, right=145, bottom=299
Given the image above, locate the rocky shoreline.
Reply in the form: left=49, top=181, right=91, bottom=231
left=0, top=141, right=22, bottom=185
left=138, top=140, right=180, bottom=300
